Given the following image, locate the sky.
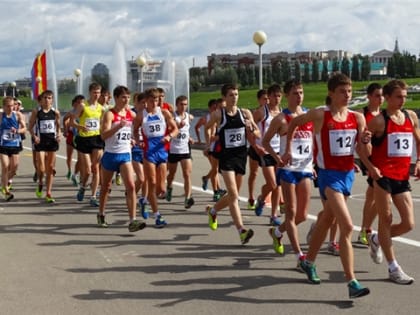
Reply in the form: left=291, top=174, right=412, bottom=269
left=1, top=0, right=420, bottom=83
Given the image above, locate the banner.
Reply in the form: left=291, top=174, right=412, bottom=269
left=31, top=50, right=47, bottom=100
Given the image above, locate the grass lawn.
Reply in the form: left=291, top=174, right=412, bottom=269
left=190, top=78, right=420, bottom=110
left=17, top=78, right=420, bottom=112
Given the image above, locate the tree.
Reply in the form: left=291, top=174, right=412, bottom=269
left=311, top=58, right=319, bottom=82
left=271, top=61, right=282, bottom=84
left=294, top=60, right=301, bottom=81
left=332, top=57, right=340, bottom=72
left=341, top=57, right=350, bottom=77
left=91, top=63, right=109, bottom=90
left=351, top=55, right=360, bottom=81
left=360, top=55, right=371, bottom=81
left=265, top=65, right=273, bottom=85
left=303, top=62, right=310, bottom=83
left=237, top=65, right=249, bottom=87
left=247, top=65, right=256, bottom=86
left=321, top=59, right=329, bottom=82
left=387, top=57, right=396, bottom=78
left=281, top=59, right=291, bottom=82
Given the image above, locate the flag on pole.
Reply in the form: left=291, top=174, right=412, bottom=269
left=31, top=50, right=47, bottom=100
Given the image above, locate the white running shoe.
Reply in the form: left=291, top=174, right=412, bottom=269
left=389, top=267, right=414, bottom=285
left=368, top=233, right=383, bottom=264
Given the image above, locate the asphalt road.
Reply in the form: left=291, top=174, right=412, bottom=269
left=0, top=140, right=419, bottom=315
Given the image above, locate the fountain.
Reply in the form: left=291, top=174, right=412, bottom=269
left=109, top=40, right=127, bottom=94
left=45, top=37, right=58, bottom=109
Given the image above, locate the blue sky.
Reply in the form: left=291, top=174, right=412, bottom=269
left=1, top=0, right=419, bottom=82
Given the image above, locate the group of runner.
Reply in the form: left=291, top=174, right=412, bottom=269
left=0, top=73, right=418, bottom=299
left=199, top=75, right=419, bottom=299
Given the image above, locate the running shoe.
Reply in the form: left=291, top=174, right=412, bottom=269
left=206, top=205, right=217, bottom=230
left=389, top=267, right=414, bottom=285
left=90, top=197, right=99, bottom=207
left=115, top=173, right=122, bottom=186
left=166, top=186, right=173, bottom=202
left=300, top=260, right=321, bottom=284
left=128, top=219, right=146, bottom=232
left=368, top=233, right=383, bottom=264
left=35, top=184, right=43, bottom=198
left=4, top=192, right=14, bottom=202
left=139, top=197, right=149, bottom=219
left=239, top=229, right=254, bottom=245
left=270, top=216, right=282, bottom=226
left=33, top=172, right=38, bottom=183
left=77, top=187, right=85, bottom=202
left=213, top=191, right=221, bottom=202
left=357, top=230, right=369, bottom=246
left=155, top=215, right=167, bottom=228
left=279, top=203, right=286, bottom=214
left=268, top=227, right=284, bottom=255
left=45, top=194, right=56, bottom=204
left=184, top=197, right=195, bottom=209
left=218, top=189, right=227, bottom=196
left=306, top=222, right=316, bottom=244
left=254, top=197, right=265, bottom=216
left=202, top=176, right=208, bottom=191
left=296, top=255, right=306, bottom=273
left=71, top=174, right=79, bottom=187
left=327, top=242, right=340, bottom=256
left=66, top=170, right=72, bottom=180
left=348, top=279, right=370, bottom=298
left=247, top=199, right=256, bottom=210
left=97, top=213, right=109, bottom=228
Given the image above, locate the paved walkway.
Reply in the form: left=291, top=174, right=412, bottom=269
left=0, top=141, right=419, bottom=315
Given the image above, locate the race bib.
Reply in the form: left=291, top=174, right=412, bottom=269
left=85, top=118, right=100, bottom=131
left=387, top=132, right=413, bottom=157
left=224, top=127, right=245, bottom=148
left=39, top=119, right=56, bottom=133
left=116, top=126, right=132, bottom=143
left=292, top=138, right=312, bottom=159
left=329, top=129, right=356, bottom=156
left=2, top=129, right=18, bottom=141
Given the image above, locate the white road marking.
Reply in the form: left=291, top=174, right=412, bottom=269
left=24, top=146, right=420, bottom=248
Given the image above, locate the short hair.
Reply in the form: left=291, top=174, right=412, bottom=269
left=221, top=83, right=238, bottom=97
left=382, top=80, right=407, bottom=97
left=208, top=98, right=217, bottom=108
left=257, top=89, right=267, bottom=99
left=325, top=96, right=331, bottom=105
left=72, top=94, right=85, bottom=105
left=113, top=85, right=130, bottom=98
left=327, top=73, right=351, bottom=92
left=267, top=83, right=282, bottom=96
left=157, top=87, right=165, bottom=94
left=176, top=95, right=188, bottom=105
left=41, top=90, right=54, bottom=98
left=101, top=87, right=110, bottom=95
left=2, top=96, right=14, bottom=106
left=144, top=88, right=159, bottom=99
left=134, top=92, right=146, bottom=103
left=366, top=82, right=382, bottom=95
left=283, top=79, right=302, bottom=95
left=89, top=82, right=102, bottom=91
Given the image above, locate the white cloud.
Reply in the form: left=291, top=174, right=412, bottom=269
left=1, top=0, right=420, bottom=83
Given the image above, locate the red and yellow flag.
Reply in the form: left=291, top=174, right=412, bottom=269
left=31, top=50, right=47, bottom=100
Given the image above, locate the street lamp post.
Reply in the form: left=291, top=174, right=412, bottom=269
left=74, top=68, right=81, bottom=95
left=10, top=81, right=16, bottom=98
left=253, top=31, right=267, bottom=90
left=136, top=56, right=147, bottom=92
